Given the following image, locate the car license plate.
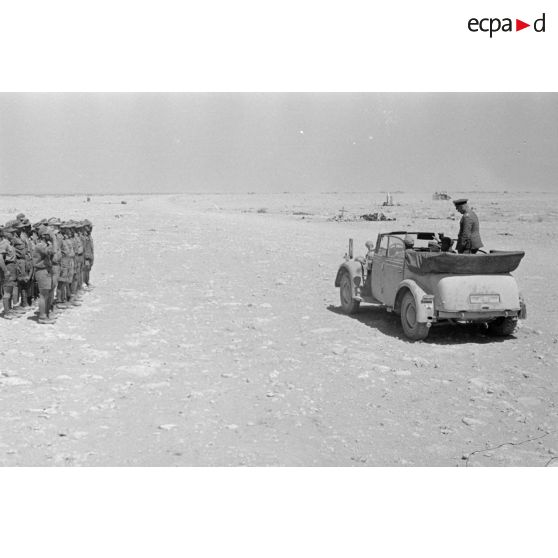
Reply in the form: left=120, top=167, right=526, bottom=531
left=469, top=294, right=500, bottom=304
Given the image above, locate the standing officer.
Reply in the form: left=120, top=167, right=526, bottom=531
left=454, top=198, right=483, bottom=254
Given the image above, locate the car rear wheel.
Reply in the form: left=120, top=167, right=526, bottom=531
left=339, top=271, right=360, bottom=314
left=401, top=292, right=429, bottom=341
left=487, top=316, right=517, bottom=336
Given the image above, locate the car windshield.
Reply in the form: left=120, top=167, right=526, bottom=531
left=392, top=233, right=434, bottom=250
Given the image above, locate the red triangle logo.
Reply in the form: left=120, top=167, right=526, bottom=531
left=516, top=19, right=530, bottom=31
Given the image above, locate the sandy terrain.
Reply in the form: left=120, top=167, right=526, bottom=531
left=0, top=191, right=556, bottom=466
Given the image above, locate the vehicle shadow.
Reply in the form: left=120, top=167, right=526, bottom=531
left=327, top=305, right=514, bottom=345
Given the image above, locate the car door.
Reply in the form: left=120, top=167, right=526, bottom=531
left=383, top=237, right=405, bottom=306
left=371, top=235, right=389, bottom=301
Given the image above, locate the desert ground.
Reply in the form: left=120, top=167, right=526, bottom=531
left=0, top=190, right=556, bottom=466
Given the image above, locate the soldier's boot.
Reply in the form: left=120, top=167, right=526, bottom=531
left=2, top=301, right=14, bottom=319
left=3, top=294, right=14, bottom=319
left=12, top=286, right=27, bottom=314
left=57, top=284, right=70, bottom=308
left=83, top=269, right=92, bottom=289
left=20, top=288, right=29, bottom=308
left=11, top=285, right=19, bottom=307
left=37, top=292, right=55, bottom=323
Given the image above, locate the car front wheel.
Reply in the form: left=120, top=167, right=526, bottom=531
left=400, top=292, right=429, bottom=341
left=339, top=271, right=360, bottom=314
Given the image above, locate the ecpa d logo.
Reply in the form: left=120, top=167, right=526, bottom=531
left=468, top=13, right=546, bottom=37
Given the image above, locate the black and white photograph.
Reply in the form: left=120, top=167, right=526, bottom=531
left=1, top=92, right=556, bottom=467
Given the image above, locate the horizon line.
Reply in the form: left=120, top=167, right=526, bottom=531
left=0, top=189, right=553, bottom=197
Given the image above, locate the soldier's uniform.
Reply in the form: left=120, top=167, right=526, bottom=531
left=67, top=222, right=82, bottom=306
left=11, top=222, right=31, bottom=313
left=20, top=220, right=35, bottom=307
left=1, top=226, right=19, bottom=319
left=454, top=199, right=483, bottom=254
left=47, top=218, right=63, bottom=314
left=58, top=223, right=74, bottom=307
left=74, top=222, right=85, bottom=296
left=83, top=219, right=94, bottom=288
left=32, top=225, right=56, bottom=324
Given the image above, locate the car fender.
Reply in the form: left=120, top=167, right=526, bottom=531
left=394, top=279, right=434, bottom=323
left=334, top=261, right=364, bottom=293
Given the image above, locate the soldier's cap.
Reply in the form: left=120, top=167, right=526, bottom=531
left=453, top=198, right=468, bottom=206
left=48, top=217, right=62, bottom=226
left=83, top=219, right=93, bottom=227
left=37, top=225, right=50, bottom=236
left=39, top=218, right=48, bottom=224
left=403, top=234, right=415, bottom=247
left=16, top=213, right=25, bottom=220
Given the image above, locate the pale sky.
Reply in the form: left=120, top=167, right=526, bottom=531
left=0, top=93, right=556, bottom=195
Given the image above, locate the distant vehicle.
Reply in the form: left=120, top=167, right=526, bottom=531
left=334, top=232, right=526, bottom=341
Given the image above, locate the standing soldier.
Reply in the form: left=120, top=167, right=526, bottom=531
left=0, top=224, right=19, bottom=319
left=29, top=222, right=42, bottom=304
left=11, top=221, right=32, bottom=314
left=32, top=224, right=56, bottom=324
left=47, top=217, right=63, bottom=315
left=57, top=222, right=73, bottom=308
left=67, top=221, right=81, bottom=306
left=453, top=199, right=483, bottom=254
left=20, top=219, right=35, bottom=308
left=83, top=219, right=94, bottom=289
left=74, top=221, right=85, bottom=297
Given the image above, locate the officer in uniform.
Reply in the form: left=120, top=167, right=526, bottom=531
left=454, top=199, right=483, bottom=254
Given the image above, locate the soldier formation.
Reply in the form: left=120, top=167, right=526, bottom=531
left=0, top=213, right=94, bottom=324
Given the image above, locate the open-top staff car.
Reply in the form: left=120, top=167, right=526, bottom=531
left=335, top=231, right=526, bottom=341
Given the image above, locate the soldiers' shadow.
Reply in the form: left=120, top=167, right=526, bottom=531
left=326, top=304, right=514, bottom=345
